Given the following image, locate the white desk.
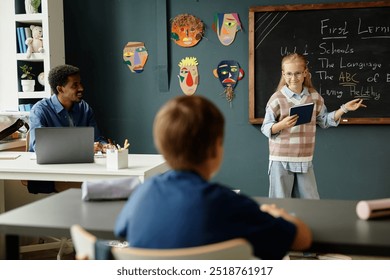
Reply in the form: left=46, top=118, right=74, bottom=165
left=0, top=152, right=168, bottom=210
left=0, top=152, right=168, bottom=183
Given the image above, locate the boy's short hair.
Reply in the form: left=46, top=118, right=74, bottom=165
left=48, top=64, right=80, bottom=95
left=153, top=95, right=224, bottom=170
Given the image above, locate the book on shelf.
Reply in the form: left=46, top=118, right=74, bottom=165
left=24, top=104, right=32, bottom=111
left=19, top=27, right=27, bottom=53
left=16, top=27, right=27, bottom=53
left=16, top=27, right=23, bottom=53
left=18, top=104, right=33, bottom=112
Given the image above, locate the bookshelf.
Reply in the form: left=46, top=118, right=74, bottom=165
left=13, top=0, right=65, bottom=112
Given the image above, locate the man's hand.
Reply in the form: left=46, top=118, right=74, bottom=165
left=94, top=142, right=103, bottom=153
left=94, top=142, right=117, bottom=153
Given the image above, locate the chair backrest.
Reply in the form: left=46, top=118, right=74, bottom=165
left=111, top=238, right=254, bottom=260
left=71, top=224, right=255, bottom=260
left=70, top=224, right=97, bottom=260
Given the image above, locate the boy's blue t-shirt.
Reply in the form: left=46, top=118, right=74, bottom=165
left=114, top=170, right=296, bottom=260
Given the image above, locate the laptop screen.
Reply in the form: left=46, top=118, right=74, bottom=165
left=35, top=127, right=94, bottom=164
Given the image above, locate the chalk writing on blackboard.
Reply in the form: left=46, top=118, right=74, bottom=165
left=249, top=1, right=390, bottom=124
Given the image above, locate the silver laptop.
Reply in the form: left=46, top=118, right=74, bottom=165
left=35, top=127, right=94, bottom=164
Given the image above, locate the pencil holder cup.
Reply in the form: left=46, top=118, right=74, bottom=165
left=106, top=149, right=128, bottom=170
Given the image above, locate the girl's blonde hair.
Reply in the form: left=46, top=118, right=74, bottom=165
left=276, top=53, right=316, bottom=92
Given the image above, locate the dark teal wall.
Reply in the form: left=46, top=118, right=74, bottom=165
left=63, top=0, right=390, bottom=200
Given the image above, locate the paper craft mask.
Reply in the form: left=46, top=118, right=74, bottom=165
left=213, top=13, right=242, bottom=46
left=213, top=60, right=244, bottom=105
left=171, top=14, right=204, bottom=47
left=123, top=42, right=148, bottom=73
left=178, top=57, right=199, bottom=96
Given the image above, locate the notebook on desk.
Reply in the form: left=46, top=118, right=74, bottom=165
left=35, top=127, right=94, bottom=164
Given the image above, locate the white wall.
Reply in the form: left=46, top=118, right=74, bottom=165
left=0, top=0, right=19, bottom=111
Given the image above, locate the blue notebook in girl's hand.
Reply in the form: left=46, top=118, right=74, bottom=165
left=289, top=103, right=314, bottom=126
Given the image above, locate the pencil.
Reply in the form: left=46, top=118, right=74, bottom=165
left=123, top=139, right=130, bottom=150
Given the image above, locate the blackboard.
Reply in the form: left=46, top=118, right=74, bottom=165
left=249, top=1, right=390, bottom=124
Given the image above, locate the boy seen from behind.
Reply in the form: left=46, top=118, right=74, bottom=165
left=115, top=95, right=312, bottom=259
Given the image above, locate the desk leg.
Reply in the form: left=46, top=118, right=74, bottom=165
left=5, top=235, right=20, bottom=260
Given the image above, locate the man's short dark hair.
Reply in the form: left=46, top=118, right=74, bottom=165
left=48, top=64, right=80, bottom=95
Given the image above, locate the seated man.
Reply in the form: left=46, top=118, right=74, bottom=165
left=27, top=64, right=106, bottom=193
left=114, top=95, right=312, bottom=260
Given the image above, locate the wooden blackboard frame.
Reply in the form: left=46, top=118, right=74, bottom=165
left=249, top=1, right=390, bottom=124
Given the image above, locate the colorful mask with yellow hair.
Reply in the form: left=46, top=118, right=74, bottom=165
left=178, top=57, right=199, bottom=95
